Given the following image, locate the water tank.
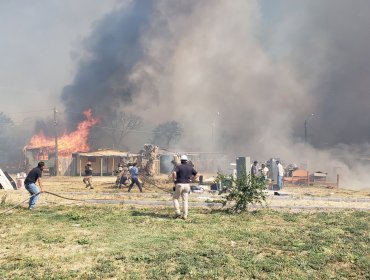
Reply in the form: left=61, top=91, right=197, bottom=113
left=160, top=155, right=173, bottom=174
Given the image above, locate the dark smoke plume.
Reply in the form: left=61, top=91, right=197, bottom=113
left=62, top=0, right=155, bottom=129
left=59, top=0, right=370, bottom=188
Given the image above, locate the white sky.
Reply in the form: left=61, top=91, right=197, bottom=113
left=0, top=0, right=121, bottom=122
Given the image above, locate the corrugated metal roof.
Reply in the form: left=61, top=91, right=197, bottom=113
left=73, top=149, right=139, bottom=157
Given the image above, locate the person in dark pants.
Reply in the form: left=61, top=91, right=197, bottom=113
left=172, top=155, right=198, bottom=220
left=83, top=161, right=93, bottom=189
left=115, top=162, right=130, bottom=189
left=128, top=162, right=143, bottom=193
left=24, top=161, right=45, bottom=210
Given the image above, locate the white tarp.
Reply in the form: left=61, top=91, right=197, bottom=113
left=0, top=169, right=17, bottom=190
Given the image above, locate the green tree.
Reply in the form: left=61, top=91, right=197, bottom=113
left=215, top=172, right=267, bottom=213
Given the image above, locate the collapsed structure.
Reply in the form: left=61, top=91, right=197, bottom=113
left=0, top=169, right=17, bottom=190
left=21, top=108, right=228, bottom=177
left=143, top=144, right=159, bottom=176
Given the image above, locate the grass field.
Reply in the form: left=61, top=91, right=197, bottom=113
left=1, top=204, right=369, bottom=279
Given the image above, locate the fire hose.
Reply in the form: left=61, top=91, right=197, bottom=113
left=139, top=173, right=173, bottom=194
left=2, top=191, right=369, bottom=216
left=0, top=192, right=41, bottom=215
left=0, top=191, right=120, bottom=216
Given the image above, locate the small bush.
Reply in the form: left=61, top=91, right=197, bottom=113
left=77, top=238, right=90, bottom=245
left=215, top=171, right=267, bottom=213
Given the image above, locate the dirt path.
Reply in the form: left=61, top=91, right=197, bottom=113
left=1, top=176, right=370, bottom=211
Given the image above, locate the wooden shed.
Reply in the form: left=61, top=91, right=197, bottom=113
left=72, top=149, right=140, bottom=176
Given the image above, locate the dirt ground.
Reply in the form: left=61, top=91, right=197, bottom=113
left=1, top=175, right=370, bottom=211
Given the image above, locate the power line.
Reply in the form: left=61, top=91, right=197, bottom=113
left=92, top=125, right=154, bottom=134
left=1, top=108, right=53, bottom=115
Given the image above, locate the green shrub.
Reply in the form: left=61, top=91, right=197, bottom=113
left=215, top=171, right=267, bottom=213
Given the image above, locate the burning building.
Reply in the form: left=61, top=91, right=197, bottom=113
left=24, top=109, right=99, bottom=175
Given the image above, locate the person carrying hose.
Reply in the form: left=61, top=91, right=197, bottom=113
left=24, top=161, right=45, bottom=210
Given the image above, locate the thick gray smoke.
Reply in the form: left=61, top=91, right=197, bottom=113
left=61, top=0, right=370, bottom=188
left=280, top=0, right=370, bottom=148
left=62, top=0, right=155, bottom=128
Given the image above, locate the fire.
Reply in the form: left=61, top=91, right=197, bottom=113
left=25, top=109, right=99, bottom=157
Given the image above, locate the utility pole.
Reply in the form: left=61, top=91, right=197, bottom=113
left=304, top=113, right=315, bottom=144
left=304, top=119, right=307, bottom=143
left=211, top=111, right=220, bottom=151
left=54, top=107, right=59, bottom=176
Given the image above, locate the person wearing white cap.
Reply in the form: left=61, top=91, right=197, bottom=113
left=172, top=155, right=198, bottom=220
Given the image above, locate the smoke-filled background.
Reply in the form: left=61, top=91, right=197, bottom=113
left=1, top=0, right=370, bottom=188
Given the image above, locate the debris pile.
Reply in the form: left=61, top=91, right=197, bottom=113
left=143, top=144, right=159, bottom=176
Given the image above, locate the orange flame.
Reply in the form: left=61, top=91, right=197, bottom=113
left=25, top=109, right=99, bottom=157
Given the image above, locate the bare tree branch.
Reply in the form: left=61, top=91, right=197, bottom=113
left=107, top=111, right=143, bottom=149
left=152, top=121, right=183, bottom=148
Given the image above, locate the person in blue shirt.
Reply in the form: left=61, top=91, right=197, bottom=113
left=128, top=162, right=143, bottom=193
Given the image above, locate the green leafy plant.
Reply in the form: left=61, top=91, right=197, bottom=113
left=77, top=238, right=90, bottom=245
left=215, top=171, right=267, bottom=213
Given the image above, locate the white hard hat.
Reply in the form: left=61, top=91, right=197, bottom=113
left=180, top=155, right=188, bottom=161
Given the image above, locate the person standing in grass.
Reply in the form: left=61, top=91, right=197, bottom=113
left=83, top=161, right=93, bottom=189
left=24, top=161, right=45, bottom=210
left=172, top=155, right=198, bottom=220
left=128, top=162, right=143, bottom=193
left=276, top=161, right=284, bottom=190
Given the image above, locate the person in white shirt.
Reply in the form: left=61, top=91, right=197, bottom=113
left=261, top=163, right=269, bottom=180
left=276, top=161, right=284, bottom=190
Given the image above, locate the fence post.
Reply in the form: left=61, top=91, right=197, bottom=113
left=336, top=174, right=340, bottom=188
left=307, top=172, right=309, bottom=187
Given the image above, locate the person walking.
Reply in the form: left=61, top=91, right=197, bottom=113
left=172, top=155, right=198, bottom=220
left=128, top=162, right=143, bottom=192
left=83, top=161, right=93, bottom=189
left=276, top=161, right=284, bottom=190
left=24, top=161, right=45, bottom=210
